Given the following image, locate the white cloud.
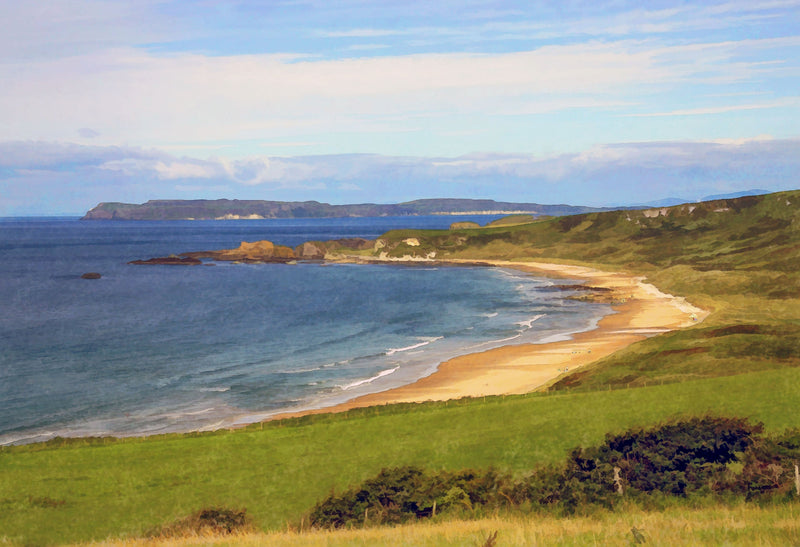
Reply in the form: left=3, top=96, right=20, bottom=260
left=3, top=31, right=796, bottom=150
left=703, top=134, right=774, bottom=145
left=77, top=128, right=101, bottom=139
left=0, top=0, right=176, bottom=61
left=321, top=28, right=405, bottom=38
left=345, top=44, right=391, bottom=51
left=0, top=42, right=675, bottom=144
left=318, top=2, right=800, bottom=48
left=153, top=161, right=217, bottom=180
left=2, top=138, right=799, bottom=214
left=626, top=98, right=798, bottom=117
left=259, top=141, right=321, bottom=148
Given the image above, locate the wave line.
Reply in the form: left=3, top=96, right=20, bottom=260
left=339, top=366, right=400, bottom=391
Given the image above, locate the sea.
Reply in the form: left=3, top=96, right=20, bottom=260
left=0, top=216, right=612, bottom=445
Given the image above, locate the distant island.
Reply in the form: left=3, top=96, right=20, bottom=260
left=81, top=198, right=623, bottom=220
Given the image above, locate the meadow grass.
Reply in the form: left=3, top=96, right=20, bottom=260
left=83, top=501, right=800, bottom=546
left=2, top=367, right=800, bottom=545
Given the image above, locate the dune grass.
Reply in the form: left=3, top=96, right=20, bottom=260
left=2, top=367, right=800, bottom=545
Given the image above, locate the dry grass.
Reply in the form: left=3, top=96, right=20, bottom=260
left=80, top=502, right=800, bottom=546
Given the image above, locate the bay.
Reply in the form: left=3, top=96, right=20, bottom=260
left=0, top=216, right=611, bottom=444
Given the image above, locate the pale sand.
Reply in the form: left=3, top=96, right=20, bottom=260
left=268, top=260, right=708, bottom=421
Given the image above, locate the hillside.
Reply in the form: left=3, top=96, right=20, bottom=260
left=81, top=198, right=622, bottom=220
left=369, top=190, right=800, bottom=392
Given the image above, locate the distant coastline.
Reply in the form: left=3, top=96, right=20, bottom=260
left=81, top=198, right=626, bottom=221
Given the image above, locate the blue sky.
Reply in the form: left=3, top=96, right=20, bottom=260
left=1, top=1, right=799, bottom=214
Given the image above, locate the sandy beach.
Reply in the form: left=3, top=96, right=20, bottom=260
left=268, top=260, right=707, bottom=421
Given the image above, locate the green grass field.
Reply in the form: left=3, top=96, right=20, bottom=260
left=2, top=190, right=798, bottom=545
left=2, top=367, right=800, bottom=545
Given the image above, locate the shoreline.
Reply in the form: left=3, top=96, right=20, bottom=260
left=1, top=259, right=707, bottom=445
left=265, top=259, right=708, bottom=422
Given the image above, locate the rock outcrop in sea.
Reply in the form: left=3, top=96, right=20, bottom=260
left=128, top=256, right=203, bottom=265
left=182, top=240, right=297, bottom=263
left=129, top=237, right=378, bottom=266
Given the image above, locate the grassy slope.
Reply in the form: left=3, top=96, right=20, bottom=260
left=3, top=368, right=800, bottom=544
left=378, top=190, right=800, bottom=391
left=2, top=190, right=798, bottom=545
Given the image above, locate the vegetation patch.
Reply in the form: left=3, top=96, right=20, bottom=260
left=308, top=417, right=800, bottom=529
left=484, top=214, right=536, bottom=227
left=548, top=323, right=800, bottom=392
left=28, top=496, right=67, bottom=509
left=149, top=507, right=251, bottom=538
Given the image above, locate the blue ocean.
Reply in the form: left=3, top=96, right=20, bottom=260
left=0, top=216, right=611, bottom=444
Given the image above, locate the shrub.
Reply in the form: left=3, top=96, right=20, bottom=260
left=562, top=416, right=760, bottom=503
left=735, top=428, right=800, bottom=499
left=150, top=506, right=251, bottom=538
left=307, top=416, right=799, bottom=528
left=308, top=466, right=513, bottom=528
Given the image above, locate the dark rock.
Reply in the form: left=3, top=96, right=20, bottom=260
left=552, top=284, right=613, bottom=292
left=128, top=256, right=202, bottom=265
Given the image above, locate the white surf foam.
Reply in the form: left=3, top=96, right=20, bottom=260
left=385, top=336, right=444, bottom=356
left=339, top=366, right=400, bottom=390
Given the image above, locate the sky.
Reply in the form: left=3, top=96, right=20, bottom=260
left=1, top=1, right=799, bottom=215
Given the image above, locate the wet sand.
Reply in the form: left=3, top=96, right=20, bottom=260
left=268, top=259, right=707, bottom=420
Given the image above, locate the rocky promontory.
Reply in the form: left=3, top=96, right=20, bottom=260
left=129, top=237, right=377, bottom=265
left=181, top=240, right=297, bottom=263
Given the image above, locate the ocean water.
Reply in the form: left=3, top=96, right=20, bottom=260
left=0, top=216, right=611, bottom=445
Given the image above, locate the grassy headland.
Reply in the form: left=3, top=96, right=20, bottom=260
left=370, top=190, right=800, bottom=391
left=2, top=190, right=798, bottom=545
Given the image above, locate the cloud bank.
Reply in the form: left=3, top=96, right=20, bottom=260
left=2, top=138, right=797, bottom=215
left=1, top=1, right=798, bottom=214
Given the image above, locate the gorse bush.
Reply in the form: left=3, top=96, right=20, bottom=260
left=569, top=416, right=759, bottom=498
left=735, top=428, right=800, bottom=500
left=308, top=467, right=513, bottom=528
left=308, top=416, right=800, bottom=528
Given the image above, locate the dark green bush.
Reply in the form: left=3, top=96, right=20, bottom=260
left=573, top=416, right=760, bottom=497
left=735, top=428, right=800, bottom=499
left=308, top=466, right=513, bottom=528
left=308, top=416, right=798, bottom=528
